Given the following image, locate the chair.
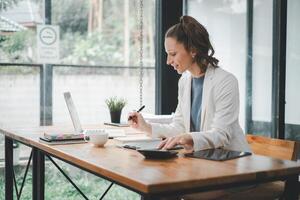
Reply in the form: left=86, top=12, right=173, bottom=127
left=182, top=134, right=300, bottom=200
left=246, top=134, right=299, bottom=161
left=222, top=134, right=300, bottom=200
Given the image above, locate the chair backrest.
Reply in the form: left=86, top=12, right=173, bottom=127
left=246, top=134, right=300, bottom=161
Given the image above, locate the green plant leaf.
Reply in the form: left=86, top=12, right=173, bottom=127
left=105, top=96, right=127, bottom=112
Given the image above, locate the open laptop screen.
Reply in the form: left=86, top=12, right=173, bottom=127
left=64, top=92, right=83, bottom=134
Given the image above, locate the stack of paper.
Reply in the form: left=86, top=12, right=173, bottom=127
left=104, top=129, right=126, bottom=138
left=113, top=135, right=161, bottom=143
left=114, top=136, right=162, bottom=150
left=142, top=113, right=173, bottom=124
left=40, top=132, right=86, bottom=145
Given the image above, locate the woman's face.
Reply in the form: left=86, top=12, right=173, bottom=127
left=164, top=37, right=194, bottom=74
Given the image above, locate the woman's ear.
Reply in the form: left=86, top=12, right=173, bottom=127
left=190, top=49, right=197, bottom=58
left=190, top=52, right=196, bottom=58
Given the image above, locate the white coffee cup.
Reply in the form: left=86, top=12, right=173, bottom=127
left=84, top=130, right=108, bottom=147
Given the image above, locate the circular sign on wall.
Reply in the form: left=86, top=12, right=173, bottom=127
left=39, top=27, right=57, bottom=45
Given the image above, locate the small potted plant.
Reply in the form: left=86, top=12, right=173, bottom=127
left=105, top=96, right=127, bottom=123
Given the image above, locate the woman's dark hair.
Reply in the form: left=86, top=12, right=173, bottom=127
left=165, top=15, right=219, bottom=72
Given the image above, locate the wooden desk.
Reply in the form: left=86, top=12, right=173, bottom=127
left=1, top=126, right=300, bottom=200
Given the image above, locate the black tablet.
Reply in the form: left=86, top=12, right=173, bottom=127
left=185, top=148, right=252, bottom=161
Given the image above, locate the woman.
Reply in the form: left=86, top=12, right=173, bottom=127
left=128, top=15, right=250, bottom=153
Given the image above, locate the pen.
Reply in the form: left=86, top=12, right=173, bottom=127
left=128, top=105, right=145, bottom=121
left=136, top=105, right=145, bottom=112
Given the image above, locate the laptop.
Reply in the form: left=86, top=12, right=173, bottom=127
left=63, top=92, right=126, bottom=138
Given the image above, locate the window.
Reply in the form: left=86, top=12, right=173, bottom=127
left=0, top=1, right=155, bottom=198
left=0, top=0, right=156, bottom=126
left=187, top=0, right=300, bottom=143
left=286, top=0, right=300, bottom=141
left=50, top=0, right=156, bottom=125
left=187, top=0, right=247, bottom=129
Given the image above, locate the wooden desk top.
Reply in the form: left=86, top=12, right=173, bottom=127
left=1, top=125, right=300, bottom=195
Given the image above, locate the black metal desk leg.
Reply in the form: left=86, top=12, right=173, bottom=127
left=32, top=148, right=45, bottom=200
left=5, top=137, right=13, bottom=200
left=284, top=175, right=299, bottom=200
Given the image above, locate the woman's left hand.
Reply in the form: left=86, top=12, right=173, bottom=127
left=158, top=134, right=194, bottom=153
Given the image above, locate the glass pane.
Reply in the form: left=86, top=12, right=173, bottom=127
left=0, top=0, right=43, bottom=63
left=251, top=0, right=273, bottom=136
left=0, top=144, right=3, bottom=196
left=187, top=0, right=274, bottom=136
left=1, top=1, right=43, bottom=196
left=187, top=0, right=247, bottom=129
left=53, top=66, right=155, bottom=125
left=51, top=0, right=156, bottom=125
left=0, top=66, right=39, bottom=196
left=52, top=0, right=155, bottom=66
left=0, top=66, right=40, bottom=127
left=286, top=0, right=300, bottom=141
left=0, top=0, right=156, bottom=197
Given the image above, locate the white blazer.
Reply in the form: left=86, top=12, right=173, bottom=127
left=151, top=66, right=251, bottom=152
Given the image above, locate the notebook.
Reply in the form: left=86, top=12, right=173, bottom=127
left=63, top=92, right=126, bottom=138
left=39, top=137, right=86, bottom=145
left=43, top=132, right=84, bottom=140
left=114, top=135, right=161, bottom=143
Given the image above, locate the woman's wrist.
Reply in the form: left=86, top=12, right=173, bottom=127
left=142, top=123, right=152, bottom=135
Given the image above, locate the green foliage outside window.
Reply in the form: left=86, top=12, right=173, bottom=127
left=0, top=162, right=140, bottom=200
left=0, top=30, right=35, bottom=62
left=0, top=0, right=155, bottom=66
left=0, top=0, right=20, bottom=11
left=52, top=0, right=89, bottom=35
left=64, top=32, right=124, bottom=65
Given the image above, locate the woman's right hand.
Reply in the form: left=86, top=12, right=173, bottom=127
left=128, top=112, right=152, bottom=135
left=158, top=134, right=194, bottom=153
